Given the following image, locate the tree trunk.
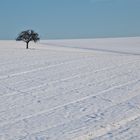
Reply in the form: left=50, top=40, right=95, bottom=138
left=26, top=42, right=29, bottom=49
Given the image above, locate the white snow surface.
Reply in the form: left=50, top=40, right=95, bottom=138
left=0, top=37, right=140, bottom=140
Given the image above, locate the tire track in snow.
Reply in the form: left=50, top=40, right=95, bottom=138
left=21, top=59, right=140, bottom=92
left=0, top=64, right=139, bottom=120
left=0, top=56, right=93, bottom=80
left=0, top=63, right=139, bottom=115
left=15, top=89, right=140, bottom=140
left=73, top=115, right=140, bottom=140
left=0, top=79, right=140, bottom=128
left=0, top=59, right=139, bottom=98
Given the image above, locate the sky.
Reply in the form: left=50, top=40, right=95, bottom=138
left=0, top=0, right=140, bottom=40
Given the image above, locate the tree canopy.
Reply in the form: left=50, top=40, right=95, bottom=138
left=16, top=30, right=40, bottom=49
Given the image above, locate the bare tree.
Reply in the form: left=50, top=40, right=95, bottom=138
left=16, top=30, right=40, bottom=49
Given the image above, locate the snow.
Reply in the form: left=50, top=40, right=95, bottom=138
left=0, top=37, right=140, bottom=140
left=42, top=37, right=140, bottom=55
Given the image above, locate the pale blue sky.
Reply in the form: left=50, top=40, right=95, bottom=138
left=0, top=0, right=140, bottom=39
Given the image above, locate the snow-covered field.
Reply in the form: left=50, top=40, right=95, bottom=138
left=0, top=37, right=140, bottom=140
